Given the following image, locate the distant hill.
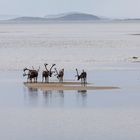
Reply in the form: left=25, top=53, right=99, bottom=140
left=11, top=16, right=46, bottom=21
left=45, top=12, right=100, bottom=21
left=10, top=12, right=101, bottom=22
left=3, top=13, right=140, bottom=22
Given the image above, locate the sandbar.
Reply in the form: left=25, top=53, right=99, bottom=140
left=24, top=82, right=119, bottom=91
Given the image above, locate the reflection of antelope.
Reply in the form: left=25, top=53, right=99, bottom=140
left=42, top=64, right=56, bottom=83
left=76, top=69, right=87, bottom=85
left=55, top=68, right=64, bottom=82
left=23, top=67, right=40, bottom=83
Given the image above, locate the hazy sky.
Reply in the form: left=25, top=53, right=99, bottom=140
left=0, top=0, right=140, bottom=18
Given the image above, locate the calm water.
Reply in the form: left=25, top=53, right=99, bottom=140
left=0, top=70, right=140, bottom=109
left=0, top=70, right=140, bottom=140
left=0, top=22, right=140, bottom=139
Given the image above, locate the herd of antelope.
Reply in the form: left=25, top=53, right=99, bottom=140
left=23, top=64, right=87, bottom=85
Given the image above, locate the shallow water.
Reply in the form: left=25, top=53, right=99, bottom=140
left=0, top=70, right=140, bottom=109
left=0, top=70, right=140, bottom=140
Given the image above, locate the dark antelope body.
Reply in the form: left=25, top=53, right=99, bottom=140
left=55, top=68, right=64, bottom=82
left=23, top=67, right=40, bottom=83
left=76, top=68, right=87, bottom=85
left=42, top=64, right=56, bottom=83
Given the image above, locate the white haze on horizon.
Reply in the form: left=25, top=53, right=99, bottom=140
left=0, top=0, right=140, bottom=19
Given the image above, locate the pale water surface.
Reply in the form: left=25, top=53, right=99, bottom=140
left=0, top=22, right=140, bottom=70
left=0, top=22, right=140, bottom=140
left=0, top=70, right=140, bottom=140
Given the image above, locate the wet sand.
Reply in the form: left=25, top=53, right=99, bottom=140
left=24, top=82, right=119, bottom=91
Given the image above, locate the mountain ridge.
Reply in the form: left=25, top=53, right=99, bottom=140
left=45, top=12, right=100, bottom=20
left=11, top=12, right=101, bottom=21
left=6, top=12, right=140, bottom=22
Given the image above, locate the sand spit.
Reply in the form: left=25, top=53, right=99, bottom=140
left=24, top=82, right=119, bottom=91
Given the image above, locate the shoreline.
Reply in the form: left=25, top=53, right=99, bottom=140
left=24, top=82, right=119, bottom=91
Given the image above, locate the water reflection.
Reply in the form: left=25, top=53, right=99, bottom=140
left=42, top=90, right=64, bottom=107
left=77, top=90, right=87, bottom=107
left=23, top=87, right=39, bottom=106
left=27, top=87, right=38, bottom=98
left=78, top=90, right=87, bottom=94
left=28, top=87, right=38, bottom=93
left=24, top=87, right=87, bottom=108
